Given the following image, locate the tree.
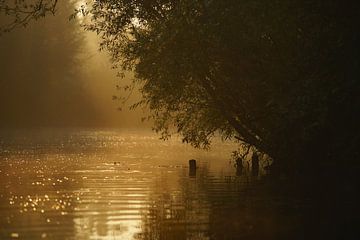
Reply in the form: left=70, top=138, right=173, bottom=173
left=85, top=0, right=359, bottom=173
left=2, top=0, right=359, bottom=174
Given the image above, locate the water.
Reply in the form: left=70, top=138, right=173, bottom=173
left=0, top=129, right=302, bottom=239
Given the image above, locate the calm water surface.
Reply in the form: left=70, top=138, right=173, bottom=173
left=0, top=129, right=300, bottom=240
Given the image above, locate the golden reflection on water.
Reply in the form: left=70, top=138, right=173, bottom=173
left=0, top=129, right=275, bottom=240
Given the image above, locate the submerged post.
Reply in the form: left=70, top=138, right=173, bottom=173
left=251, top=152, right=259, bottom=177
left=189, top=159, right=196, bottom=177
left=235, top=157, right=243, bottom=176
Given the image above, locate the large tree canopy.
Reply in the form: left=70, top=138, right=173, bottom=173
left=2, top=0, right=359, bottom=174
left=85, top=0, right=360, bottom=172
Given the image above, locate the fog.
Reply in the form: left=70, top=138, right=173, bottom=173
left=0, top=1, right=148, bottom=129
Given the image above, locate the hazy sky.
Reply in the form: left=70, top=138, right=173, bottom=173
left=0, top=1, right=149, bottom=128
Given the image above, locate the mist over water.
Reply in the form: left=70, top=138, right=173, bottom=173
left=0, top=1, right=146, bottom=129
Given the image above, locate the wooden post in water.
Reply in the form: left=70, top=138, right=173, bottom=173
left=251, top=152, right=259, bottom=177
left=235, top=157, right=243, bottom=176
left=189, top=159, right=196, bottom=177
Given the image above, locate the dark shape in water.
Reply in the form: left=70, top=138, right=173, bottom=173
left=235, top=157, right=243, bottom=176
left=251, top=153, right=259, bottom=177
left=189, top=159, right=196, bottom=177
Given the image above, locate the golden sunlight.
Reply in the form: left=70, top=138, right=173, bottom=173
left=0, top=1, right=358, bottom=239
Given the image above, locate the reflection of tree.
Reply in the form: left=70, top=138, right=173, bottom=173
left=132, top=164, right=316, bottom=240
left=0, top=1, right=101, bottom=127
left=134, top=168, right=211, bottom=240
left=134, top=165, right=260, bottom=240
left=189, top=169, right=333, bottom=239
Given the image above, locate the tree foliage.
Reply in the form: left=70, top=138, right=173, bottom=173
left=0, top=0, right=58, bottom=34
left=2, top=0, right=359, bottom=173
left=85, top=0, right=360, bottom=171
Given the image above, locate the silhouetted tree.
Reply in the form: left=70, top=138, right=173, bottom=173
left=84, top=0, right=360, bottom=174
left=2, top=0, right=359, bottom=175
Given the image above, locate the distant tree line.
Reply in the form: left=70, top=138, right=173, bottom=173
left=2, top=0, right=359, bottom=175
left=0, top=1, right=102, bottom=127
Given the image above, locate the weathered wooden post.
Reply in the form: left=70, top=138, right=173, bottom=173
left=235, top=157, right=243, bottom=176
left=251, top=152, right=259, bottom=177
left=189, top=159, right=196, bottom=177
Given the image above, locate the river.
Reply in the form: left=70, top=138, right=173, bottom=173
left=0, top=129, right=313, bottom=239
